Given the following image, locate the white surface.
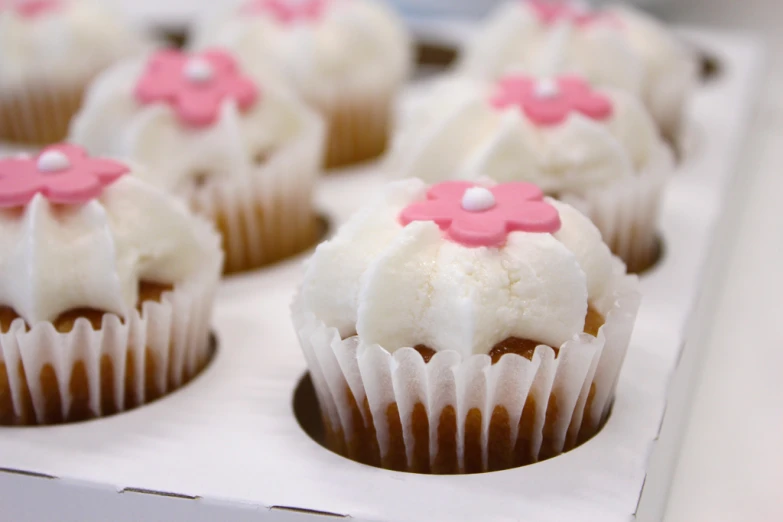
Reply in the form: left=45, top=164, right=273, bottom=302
left=661, top=1, right=783, bottom=521
left=0, top=29, right=763, bottom=522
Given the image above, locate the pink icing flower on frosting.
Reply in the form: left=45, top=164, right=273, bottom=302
left=526, top=0, right=605, bottom=26
left=134, top=49, right=259, bottom=128
left=0, top=0, right=61, bottom=17
left=0, top=144, right=128, bottom=207
left=242, top=0, right=328, bottom=23
left=491, top=75, right=613, bottom=126
left=399, top=181, right=561, bottom=248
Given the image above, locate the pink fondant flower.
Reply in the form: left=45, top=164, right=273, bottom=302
left=526, top=0, right=606, bottom=26
left=491, top=75, right=613, bottom=126
left=399, top=181, right=561, bottom=248
left=0, top=144, right=128, bottom=207
left=241, top=0, right=328, bottom=23
left=134, top=49, right=259, bottom=128
left=0, top=0, right=61, bottom=17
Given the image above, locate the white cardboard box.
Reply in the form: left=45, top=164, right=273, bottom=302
left=0, top=29, right=763, bottom=522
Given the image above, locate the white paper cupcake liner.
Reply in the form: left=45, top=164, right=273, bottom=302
left=0, top=81, right=87, bottom=145
left=188, top=115, right=325, bottom=274
left=293, top=260, right=640, bottom=474
left=0, top=219, right=222, bottom=425
left=648, top=59, right=698, bottom=155
left=562, top=146, right=674, bottom=273
left=305, top=69, right=409, bottom=170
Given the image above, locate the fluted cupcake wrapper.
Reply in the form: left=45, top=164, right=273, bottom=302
left=0, top=81, right=88, bottom=145
left=563, top=146, right=674, bottom=274
left=306, top=72, right=407, bottom=170
left=188, top=115, right=325, bottom=274
left=0, top=219, right=222, bottom=426
left=293, top=260, right=640, bottom=474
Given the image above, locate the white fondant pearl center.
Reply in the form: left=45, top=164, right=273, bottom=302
left=184, top=58, right=214, bottom=84
left=534, top=78, right=560, bottom=98
left=461, top=187, right=496, bottom=212
left=37, top=150, right=71, bottom=173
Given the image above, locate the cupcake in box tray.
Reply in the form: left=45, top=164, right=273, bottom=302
left=0, top=0, right=151, bottom=145
left=458, top=0, right=696, bottom=149
left=189, top=0, right=413, bottom=169
left=293, top=178, right=640, bottom=473
left=70, top=48, right=325, bottom=274
left=0, top=144, right=222, bottom=426
left=387, top=73, right=672, bottom=273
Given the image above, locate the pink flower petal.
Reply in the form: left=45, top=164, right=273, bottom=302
left=449, top=211, right=509, bottom=247
left=398, top=181, right=561, bottom=248
left=426, top=181, right=478, bottom=202
left=134, top=72, right=176, bottom=104
left=493, top=74, right=613, bottom=126
left=203, top=49, right=239, bottom=74
left=0, top=170, right=44, bottom=207
left=43, top=173, right=104, bottom=204
left=557, top=76, right=590, bottom=94
left=12, top=0, right=60, bottom=18
left=493, top=182, right=544, bottom=205
left=86, top=158, right=130, bottom=182
left=575, top=93, right=613, bottom=120
left=175, top=88, right=225, bottom=127
left=505, top=201, right=562, bottom=233
left=301, top=0, right=325, bottom=18
left=150, top=49, right=186, bottom=69
left=230, top=77, right=260, bottom=111
left=399, top=199, right=458, bottom=230
left=523, top=98, right=570, bottom=126
left=134, top=49, right=260, bottom=128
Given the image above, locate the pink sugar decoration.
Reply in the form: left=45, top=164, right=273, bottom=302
left=134, top=49, right=259, bottom=128
left=0, top=144, right=129, bottom=207
left=241, top=0, right=328, bottom=23
left=491, top=74, right=613, bottom=126
left=399, top=181, right=561, bottom=248
left=0, top=0, right=61, bottom=17
left=526, top=0, right=606, bottom=27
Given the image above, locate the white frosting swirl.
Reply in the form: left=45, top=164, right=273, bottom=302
left=0, top=0, right=151, bottom=91
left=458, top=1, right=694, bottom=141
left=189, top=0, right=412, bottom=102
left=0, top=174, right=220, bottom=324
left=608, top=5, right=697, bottom=143
left=299, top=178, right=615, bottom=356
left=388, top=76, right=662, bottom=195
left=69, top=55, right=320, bottom=196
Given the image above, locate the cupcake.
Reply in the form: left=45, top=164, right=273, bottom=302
left=387, top=74, right=672, bottom=273
left=0, top=144, right=222, bottom=425
left=70, top=48, right=325, bottom=274
left=0, top=0, right=150, bottom=145
left=190, top=0, right=413, bottom=169
left=457, top=0, right=696, bottom=149
left=293, top=179, right=640, bottom=473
